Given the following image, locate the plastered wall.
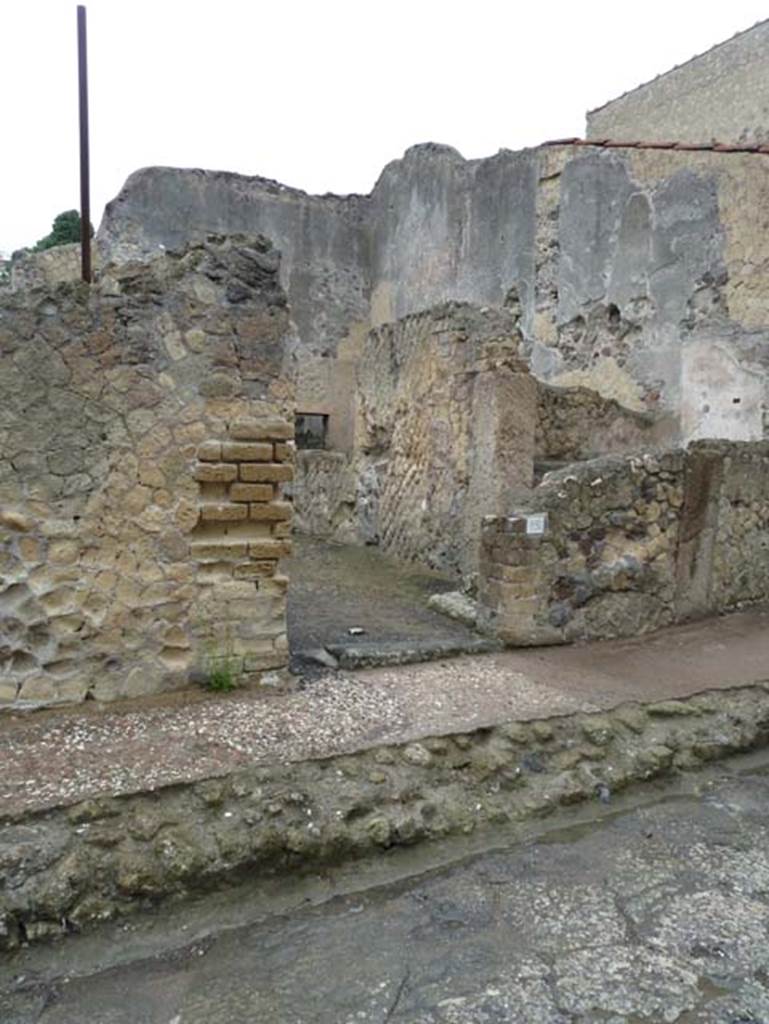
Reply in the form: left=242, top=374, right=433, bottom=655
left=98, top=143, right=769, bottom=454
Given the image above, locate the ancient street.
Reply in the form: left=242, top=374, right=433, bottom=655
left=4, top=756, right=769, bottom=1023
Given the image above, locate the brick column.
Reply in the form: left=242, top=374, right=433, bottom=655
left=190, top=417, right=295, bottom=688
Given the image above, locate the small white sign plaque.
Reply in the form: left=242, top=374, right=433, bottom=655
left=525, top=513, right=547, bottom=536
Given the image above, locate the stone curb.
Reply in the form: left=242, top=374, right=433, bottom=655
left=3, top=682, right=769, bottom=949
left=324, top=637, right=503, bottom=669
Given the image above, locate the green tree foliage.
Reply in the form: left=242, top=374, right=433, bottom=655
left=33, top=210, right=93, bottom=251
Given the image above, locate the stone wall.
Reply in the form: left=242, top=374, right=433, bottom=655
left=4, top=682, right=769, bottom=946
left=530, top=144, right=769, bottom=439
left=292, top=303, right=536, bottom=580
left=586, top=20, right=769, bottom=145
left=535, top=383, right=660, bottom=466
left=291, top=450, right=358, bottom=543
left=0, top=235, right=295, bottom=708
left=355, top=303, right=535, bottom=579
left=98, top=143, right=769, bottom=451
left=478, top=440, right=769, bottom=645
left=7, top=244, right=89, bottom=292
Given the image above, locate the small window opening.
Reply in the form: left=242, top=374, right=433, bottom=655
left=296, top=413, right=329, bottom=450
left=733, top=397, right=741, bottom=405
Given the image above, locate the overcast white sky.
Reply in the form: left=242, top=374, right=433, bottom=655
left=2, top=0, right=768, bottom=253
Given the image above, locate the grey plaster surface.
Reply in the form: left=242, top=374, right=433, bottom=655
left=5, top=758, right=769, bottom=1022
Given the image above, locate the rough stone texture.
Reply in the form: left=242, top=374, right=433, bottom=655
left=291, top=450, right=358, bottom=542
left=98, top=144, right=769, bottom=452
left=479, top=440, right=769, bottom=645
left=1, top=682, right=768, bottom=948
left=6, top=244, right=92, bottom=293
left=586, top=19, right=769, bottom=145
left=356, top=303, right=535, bottom=579
left=0, top=235, right=294, bottom=708
left=292, top=311, right=661, bottom=575
left=292, top=303, right=535, bottom=580
left=535, top=382, right=661, bottom=465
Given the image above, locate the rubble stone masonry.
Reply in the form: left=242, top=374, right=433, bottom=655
left=0, top=235, right=294, bottom=709
left=479, top=441, right=769, bottom=645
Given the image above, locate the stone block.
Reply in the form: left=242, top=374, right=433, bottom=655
left=0, top=681, right=18, bottom=703
left=190, top=542, right=249, bottom=560
left=18, top=676, right=89, bottom=705
left=194, top=463, right=238, bottom=483
left=274, top=442, right=295, bottom=463
left=239, top=463, right=294, bottom=483
left=242, top=651, right=288, bottom=672
left=229, top=418, right=294, bottom=441
left=249, top=501, right=292, bottom=522
left=199, top=503, right=248, bottom=522
left=233, top=561, right=278, bottom=579
left=221, top=442, right=273, bottom=462
left=196, top=441, right=221, bottom=462
left=230, top=483, right=274, bottom=503
left=248, top=539, right=292, bottom=558
left=0, top=510, right=34, bottom=532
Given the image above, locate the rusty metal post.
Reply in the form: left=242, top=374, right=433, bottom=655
left=77, top=5, right=91, bottom=283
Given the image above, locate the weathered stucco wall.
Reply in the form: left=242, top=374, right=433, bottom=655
left=478, top=440, right=769, bottom=645
left=586, top=20, right=769, bottom=145
left=0, top=236, right=295, bottom=708
left=530, top=144, right=769, bottom=442
left=99, top=143, right=769, bottom=452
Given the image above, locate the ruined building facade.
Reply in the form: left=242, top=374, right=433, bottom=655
left=3, top=21, right=769, bottom=708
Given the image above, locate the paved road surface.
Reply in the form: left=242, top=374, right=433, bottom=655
left=5, top=756, right=769, bottom=1022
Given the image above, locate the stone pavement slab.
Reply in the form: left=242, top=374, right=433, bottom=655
left=6, top=759, right=769, bottom=1023
left=1, top=606, right=769, bottom=818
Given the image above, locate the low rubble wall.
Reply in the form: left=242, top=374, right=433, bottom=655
left=2, top=684, right=768, bottom=947
left=479, top=440, right=769, bottom=645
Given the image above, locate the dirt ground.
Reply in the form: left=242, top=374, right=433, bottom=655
left=285, top=535, right=479, bottom=655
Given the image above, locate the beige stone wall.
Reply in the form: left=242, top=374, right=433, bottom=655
left=354, top=303, right=535, bottom=580
left=586, top=20, right=769, bottom=145
left=478, top=440, right=769, bottom=646
left=291, top=450, right=358, bottom=543
left=0, top=236, right=294, bottom=708
left=8, top=244, right=90, bottom=292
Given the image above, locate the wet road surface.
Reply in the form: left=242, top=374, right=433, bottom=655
left=5, top=757, right=769, bottom=1022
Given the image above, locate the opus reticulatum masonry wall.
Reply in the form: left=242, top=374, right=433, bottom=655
left=0, top=235, right=294, bottom=709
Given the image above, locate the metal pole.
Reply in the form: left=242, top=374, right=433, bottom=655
left=77, top=5, right=91, bottom=283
